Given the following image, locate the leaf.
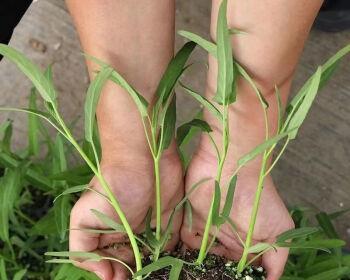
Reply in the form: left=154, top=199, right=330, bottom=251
left=30, top=210, right=57, bottom=236
left=212, top=181, right=222, bottom=226
left=45, top=251, right=102, bottom=261
left=276, top=227, right=320, bottom=243
left=54, top=196, right=71, bottom=241
left=0, top=44, right=56, bottom=104
left=90, top=209, right=125, bottom=233
left=85, top=66, right=113, bottom=143
left=221, top=175, right=237, bottom=220
left=144, top=208, right=159, bottom=249
left=0, top=258, right=8, bottom=280
left=177, top=118, right=212, bottom=147
left=284, top=67, right=322, bottom=139
left=238, top=128, right=296, bottom=167
left=328, top=208, right=350, bottom=220
left=236, top=63, right=268, bottom=109
left=159, top=95, right=176, bottom=152
left=155, top=41, right=196, bottom=107
left=13, top=269, right=27, bottom=280
left=178, top=30, right=216, bottom=57
left=53, top=184, right=88, bottom=203
left=0, top=168, right=22, bottom=242
left=275, top=85, right=284, bottom=133
left=277, top=239, right=346, bottom=252
left=305, top=267, right=350, bottom=280
left=134, top=256, right=179, bottom=277
left=316, top=212, right=339, bottom=239
left=28, top=89, right=40, bottom=156
left=0, top=120, right=12, bottom=154
left=84, top=54, right=149, bottom=117
left=213, top=0, right=235, bottom=105
left=180, top=83, right=222, bottom=120
left=169, top=261, right=183, bottom=280
left=248, top=243, right=273, bottom=254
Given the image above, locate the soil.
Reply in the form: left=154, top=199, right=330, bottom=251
left=144, top=250, right=266, bottom=280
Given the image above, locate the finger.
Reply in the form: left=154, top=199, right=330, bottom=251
left=112, top=261, right=131, bottom=280
left=262, top=247, right=289, bottom=280
left=70, top=205, right=113, bottom=280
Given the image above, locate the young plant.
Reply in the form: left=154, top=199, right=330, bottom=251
left=0, top=0, right=349, bottom=278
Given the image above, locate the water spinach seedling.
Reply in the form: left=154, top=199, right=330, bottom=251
left=0, top=0, right=349, bottom=279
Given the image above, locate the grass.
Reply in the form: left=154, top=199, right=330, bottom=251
left=0, top=0, right=350, bottom=279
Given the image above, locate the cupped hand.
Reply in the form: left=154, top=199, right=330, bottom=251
left=181, top=148, right=294, bottom=280
left=69, top=151, right=183, bottom=280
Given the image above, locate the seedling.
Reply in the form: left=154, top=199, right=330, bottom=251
left=0, top=0, right=349, bottom=279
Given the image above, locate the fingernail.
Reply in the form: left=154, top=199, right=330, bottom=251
left=94, top=271, right=105, bottom=280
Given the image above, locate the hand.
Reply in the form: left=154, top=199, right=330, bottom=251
left=69, top=151, right=183, bottom=280
left=181, top=144, right=294, bottom=280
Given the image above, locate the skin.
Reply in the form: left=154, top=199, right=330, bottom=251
left=66, top=0, right=323, bottom=279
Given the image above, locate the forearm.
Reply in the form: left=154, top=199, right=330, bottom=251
left=201, top=0, right=323, bottom=171
left=65, top=0, right=175, bottom=162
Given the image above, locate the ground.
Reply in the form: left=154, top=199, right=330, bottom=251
left=0, top=0, right=349, bottom=244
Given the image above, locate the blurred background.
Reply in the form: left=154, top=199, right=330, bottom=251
left=0, top=0, right=349, bottom=244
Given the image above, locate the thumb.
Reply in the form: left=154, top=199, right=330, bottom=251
left=262, top=247, right=289, bottom=280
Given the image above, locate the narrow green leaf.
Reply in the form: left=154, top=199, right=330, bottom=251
left=85, top=66, right=113, bottom=143
left=90, top=209, right=125, bottom=233
left=276, top=227, right=320, bottom=243
left=53, top=185, right=88, bottom=203
left=236, top=63, right=268, bottom=109
left=169, top=261, right=183, bottom=280
left=155, top=41, right=196, bottom=106
left=13, top=269, right=27, bottom=280
left=305, top=267, right=350, bottom=280
left=30, top=210, right=57, bottom=236
left=0, top=44, right=56, bottom=104
left=214, top=0, right=235, bottom=105
left=248, top=243, right=273, bottom=254
left=221, top=175, right=237, bottom=220
left=134, top=256, right=177, bottom=277
left=159, top=95, right=176, bottom=152
left=144, top=208, right=159, bottom=249
left=178, top=30, right=216, bottom=57
left=45, top=251, right=102, bottom=261
left=0, top=258, right=8, bottom=280
left=238, top=128, right=296, bottom=167
left=177, top=118, right=212, bottom=147
left=277, top=239, right=345, bottom=252
left=284, top=67, right=322, bottom=139
left=212, top=181, right=221, bottom=226
left=0, top=121, right=12, bottom=154
left=275, top=85, right=284, bottom=133
left=28, top=89, right=40, bottom=156
left=229, top=28, right=247, bottom=35
left=54, top=196, right=71, bottom=241
left=328, top=208, right=350, bottom=220
left=0, top=168, right=22, bottom=242
left=180, top=83, right=222, bottom=120
left=316, top=212, right=339, bottom=239
left=84, top=54, right=149, bottom=117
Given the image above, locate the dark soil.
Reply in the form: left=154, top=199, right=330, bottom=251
left=144, top=250, right=266, bottom=280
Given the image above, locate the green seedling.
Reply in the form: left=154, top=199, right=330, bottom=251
left=0, top=0, right=349, bottom=279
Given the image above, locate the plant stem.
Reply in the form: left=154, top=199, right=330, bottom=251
left=154, top=157, right=162, bottom=240
left=197, top=105, right=229, bottom=263
left=52, top=107, right=143, bottom=276
left=237, top=151, right=268, bottom=272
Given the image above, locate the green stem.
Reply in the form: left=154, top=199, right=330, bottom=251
left=197, top=106, right=229, bottom=263
left=154, top=157, right=162, bottom=240
left=237, top=152, right=268, bottom=272
left=52, top=107, right=143, bottom=276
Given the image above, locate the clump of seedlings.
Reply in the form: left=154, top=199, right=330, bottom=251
left=0, top=0, right=350, bottom=279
